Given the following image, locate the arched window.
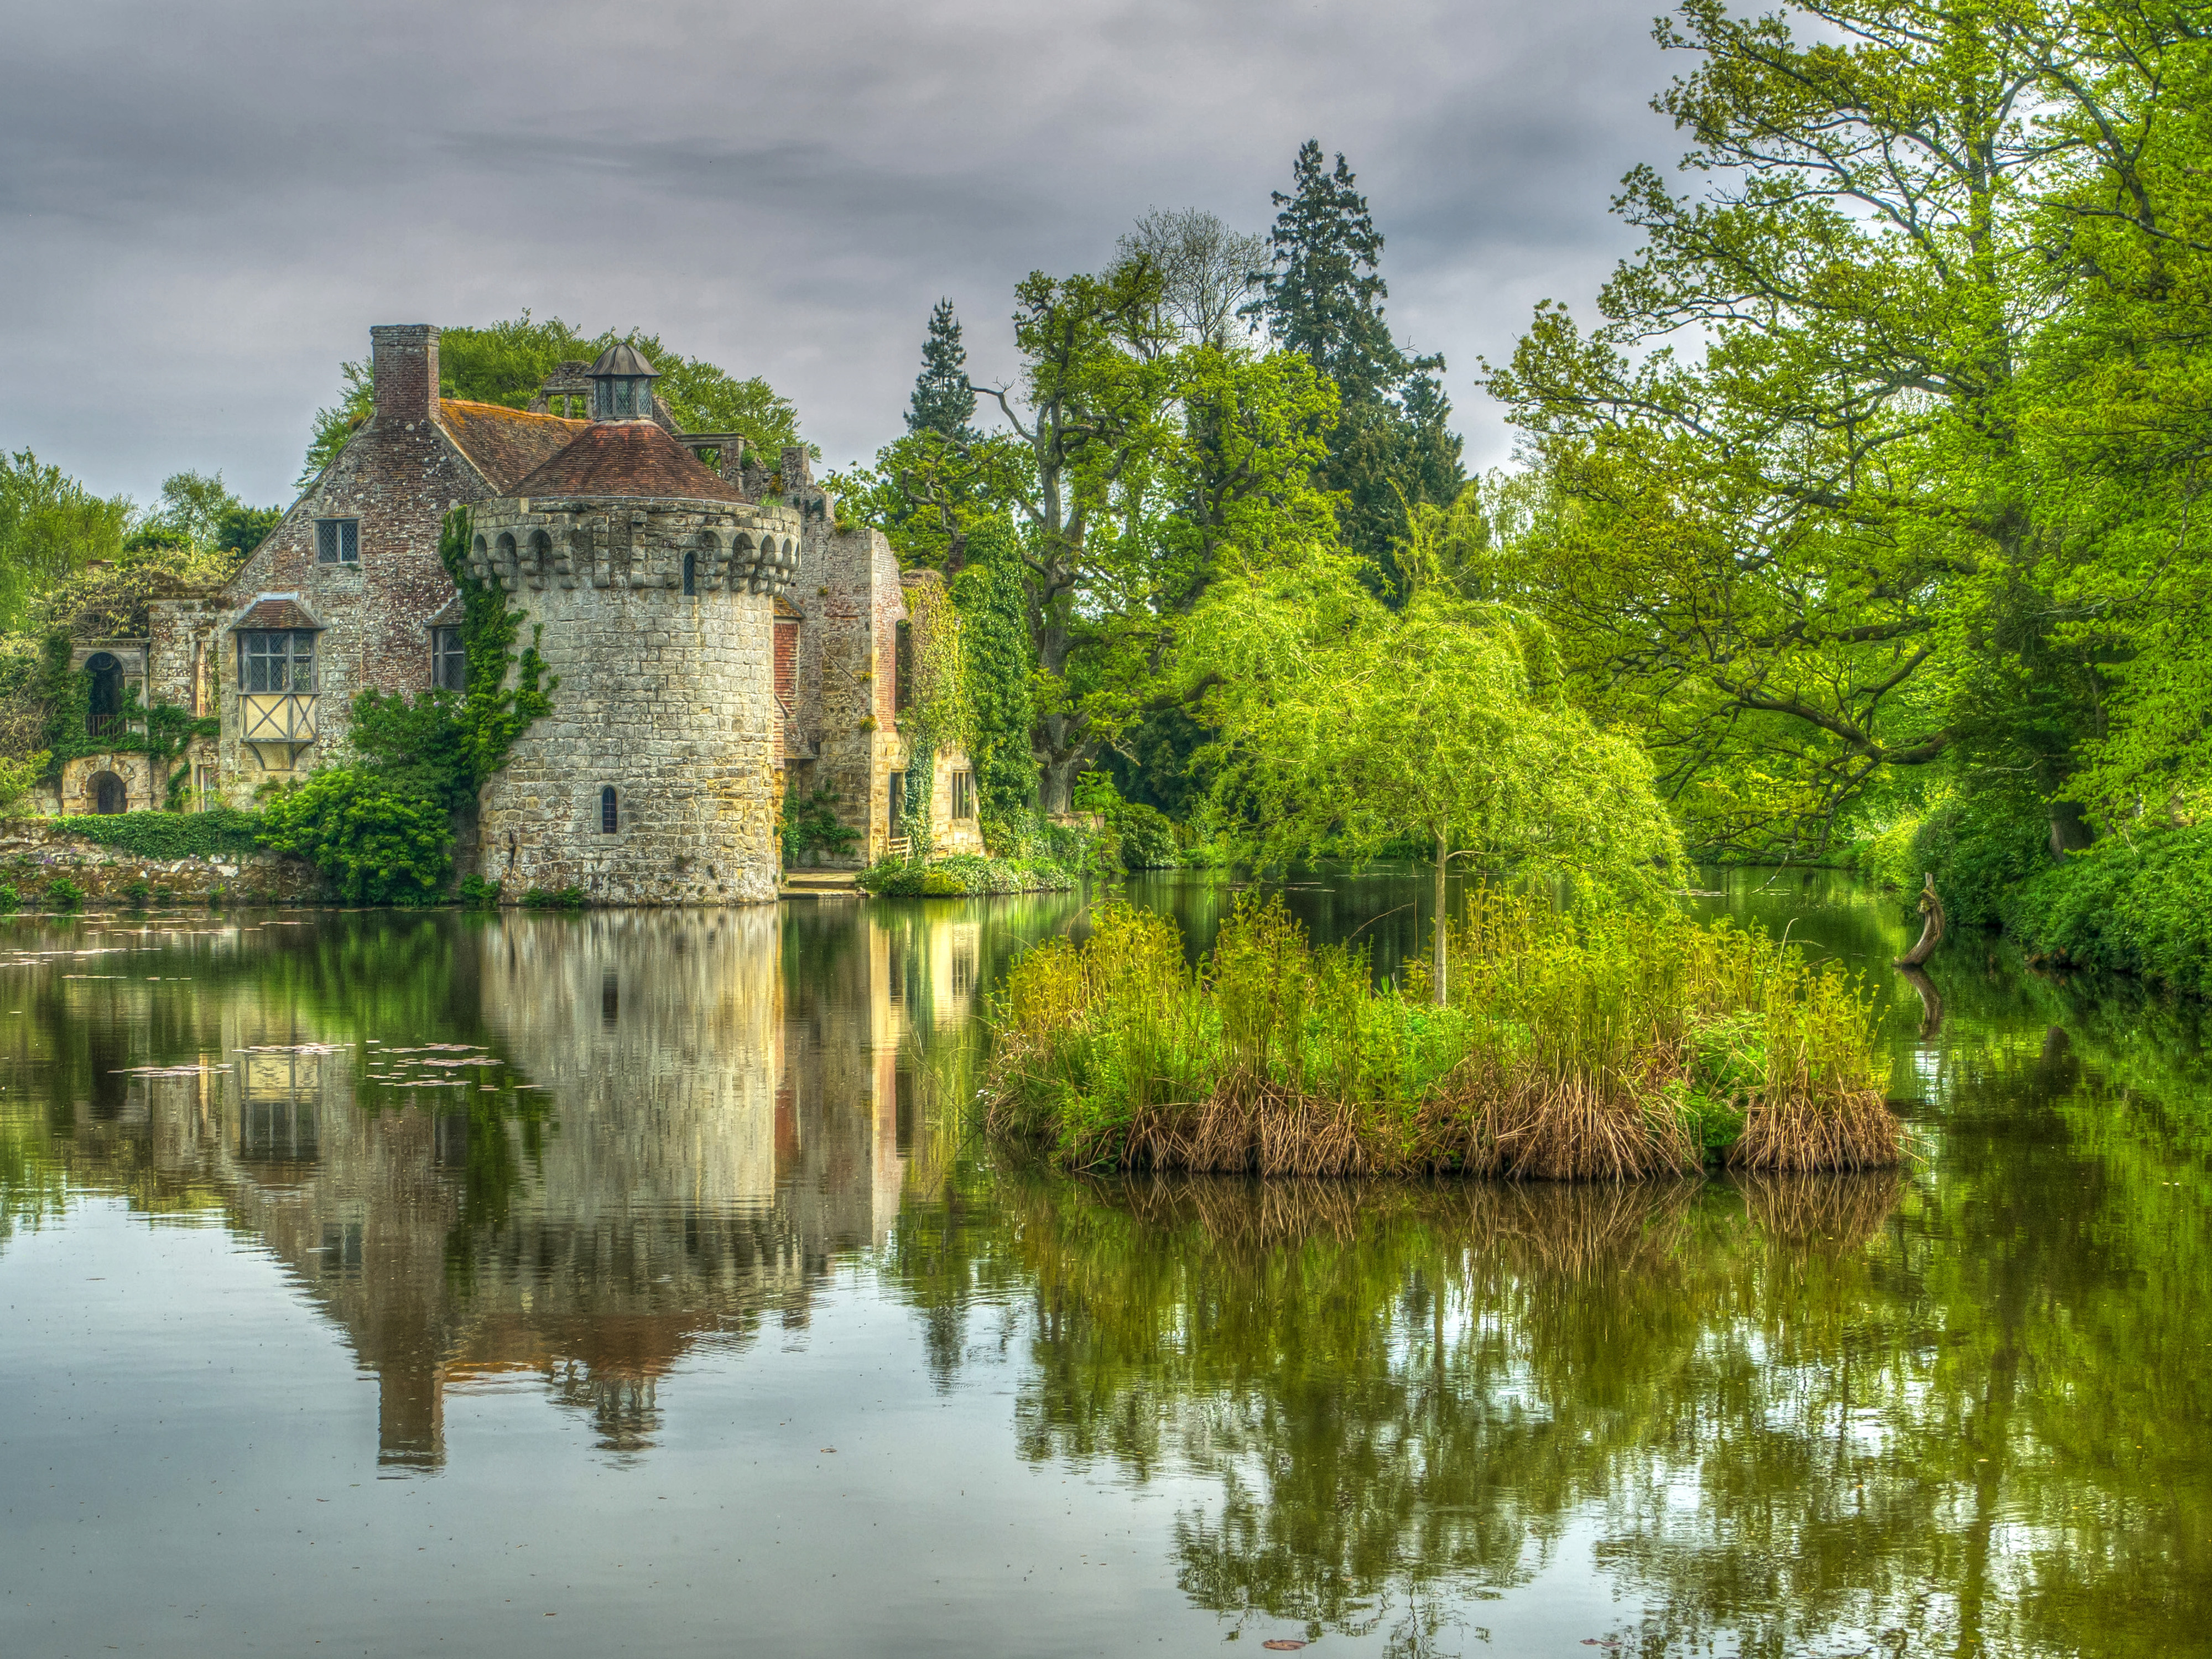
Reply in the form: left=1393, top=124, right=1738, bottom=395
left=529, top=528, right=553, bottom=570
left=682, top=552, right=696, bottom=596
left=91, top=771, right=126, bottom=815
left=600, top=786, right=618, bottom=834
left=84, top=652, right=123, bottom=739
left=495, top=531, right=517, bottom=568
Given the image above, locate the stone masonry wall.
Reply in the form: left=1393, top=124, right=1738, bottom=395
left=470, top=493, right=800, bottom=905
left=0, top=820, right=319, bottom=908
left=211, top=324, right=490, bottom=805
left=789, top=519, right=907, bottom=865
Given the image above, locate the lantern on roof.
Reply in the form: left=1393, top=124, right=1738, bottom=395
left=589, top=342, right=660, bottom=422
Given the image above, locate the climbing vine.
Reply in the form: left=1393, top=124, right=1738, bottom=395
left=436, top=507, right=556, bottom=789
left=898, top=577, right=973, bottom=857
left=33, top=631, right=218, bottom=804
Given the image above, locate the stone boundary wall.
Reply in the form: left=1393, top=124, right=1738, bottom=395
left=0, top=821, right=321, bottom=908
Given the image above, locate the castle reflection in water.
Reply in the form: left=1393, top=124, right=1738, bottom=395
left=15, top=902, right=1020, bottom=1467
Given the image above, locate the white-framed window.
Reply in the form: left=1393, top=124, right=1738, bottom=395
left=316, top=518, right=360, bottom=564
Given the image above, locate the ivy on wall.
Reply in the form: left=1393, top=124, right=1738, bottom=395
left=33, top=631, right=217, bottom=805
left=897, top=578, right=974, bottom=859
left=436, top=507, right=556, bottom=791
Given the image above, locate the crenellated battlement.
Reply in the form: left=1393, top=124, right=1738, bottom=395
left=467, top=496, right=803, bottom=599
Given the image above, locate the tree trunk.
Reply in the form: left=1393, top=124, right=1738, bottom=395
left=1433, top=823, right=1449, bottom=1007
left=1894, top=873, right=1945, bottom=968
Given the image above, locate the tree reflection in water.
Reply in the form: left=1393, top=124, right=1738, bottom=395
left=0, top=876, right=2208, bottom=1657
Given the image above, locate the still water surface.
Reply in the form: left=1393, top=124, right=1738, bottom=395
left=1, top=871, right=2205, bottom=1657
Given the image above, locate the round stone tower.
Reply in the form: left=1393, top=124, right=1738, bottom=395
left=467, top=345, right=803, bottom=904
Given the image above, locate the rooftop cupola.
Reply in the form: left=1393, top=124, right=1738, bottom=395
left=588, top=342, right=660, bottom=422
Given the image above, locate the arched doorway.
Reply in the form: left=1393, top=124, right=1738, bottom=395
left=85, top=652, right=123, bottom=739
left=91, top=771, right=126, bottom=815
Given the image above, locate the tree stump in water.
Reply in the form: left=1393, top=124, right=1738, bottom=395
left=1895, top=873, right=1945, bottom=968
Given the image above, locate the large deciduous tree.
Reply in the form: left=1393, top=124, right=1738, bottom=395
left=1488, top=0, right=2212, bottom=860
left=301, top=314, right=804, bottom=485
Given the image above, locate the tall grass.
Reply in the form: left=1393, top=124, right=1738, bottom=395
left=982, top=892, right=1898, bottom=1179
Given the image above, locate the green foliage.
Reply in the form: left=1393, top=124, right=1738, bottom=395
left=907, top=299, right=979, bottom=441
left=2007, top=828, right=2212, bottom=996
left=0, top=885, right=17, bottom=913
left=1188, top=574, right=1682, bottom=892
left=949, top=521, right=1038, bottom=817
left=0, top=449, right=132, bottom=635
left=520, top=886, right=586, bottom=909
left=59, top=808, right=261, bottom=860
left=1484, top=1, right=2212, bottom=866
left=302, top=314, right=805, bottom=483
left=121, top=879, right=151, bottom=909
left=1071, top=769, right=1177, bottom=869
left=150, top=470, right=279, bottom=560
left=855, top=853, right=1079, bottom=897
left=1250, top=141, right=1464, bottom=586
left=983, top=892, right=1893, bottom=1177
left=458, top=875, right=501, bottom=909
left=1889, top=795, right=2051, bottom=930
left=44, top=877, right=82, bottom=912
left=256, top=769, right=453, bottom=904
left=0, top=751, right=44, bottom=815
left=780, top=787, right=860, bottom=865
left=434, top=508, right=555, bottom=792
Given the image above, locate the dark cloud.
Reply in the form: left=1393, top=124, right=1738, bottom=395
left=1, top=0, right=1679, bottom=507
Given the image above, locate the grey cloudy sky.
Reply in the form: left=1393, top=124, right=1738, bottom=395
left=2, top=0, right=1681, bottom=511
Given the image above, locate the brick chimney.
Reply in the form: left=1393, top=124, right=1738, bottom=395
left=369, top=325, right=440, bottom=424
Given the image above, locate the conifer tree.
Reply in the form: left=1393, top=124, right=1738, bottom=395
left=906, top=299, right=978, bottom=443
left=1251, top=142, right=1464, bottom=594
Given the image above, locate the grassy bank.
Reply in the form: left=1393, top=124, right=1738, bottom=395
left=857, top=854, right=1080, bottom=896
left=982, top=893, right=1898, bottom=1179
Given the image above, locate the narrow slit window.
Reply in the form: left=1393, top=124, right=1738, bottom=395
left=600, top=786, right=618, bottom=834
left=683, top=552, right=696, bottom=596
left=951, top=769, right=974, bottom=820
left=316, top=519, right=360, bottom=564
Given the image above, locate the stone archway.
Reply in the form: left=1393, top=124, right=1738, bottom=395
left=90, top=771, right=126, bottom=815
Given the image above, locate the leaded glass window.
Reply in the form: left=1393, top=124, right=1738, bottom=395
left=240, top=630, right=316, bottom=694
left=316, top=519, right=359, bottom=564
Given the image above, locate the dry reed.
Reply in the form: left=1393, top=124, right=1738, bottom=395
left=982, top=891, right=1901, bottom=1180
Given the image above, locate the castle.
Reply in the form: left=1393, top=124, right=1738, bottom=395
left=50, top=324, right=982, bottom=902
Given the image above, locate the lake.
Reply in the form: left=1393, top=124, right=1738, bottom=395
left=1, top=869, right=2205, bottom=1657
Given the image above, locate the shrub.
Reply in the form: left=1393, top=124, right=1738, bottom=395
left=1901, top=795, right=2048, bottom=928
left=521, top=885, right=586, bottom=909
left=46, top=877, right=83, bottom=912
left=459, top=874, right=502, bottom=909
left=856, top=854, right=1079, bottom=897
left=0, top=884, right=16, bottom=913
left=60, top=808, right=263, bottom=860
left=256, top=768, right=453, bottom=904
left=780, top=787, right=860, bottom=865
left=154, top=886, right=174, bottom=906
left=122, top=879, right=152, bottom=908
left=2006, top=826, right=2212, bottom=995
left=1110, top=801, right=1178, bottom=870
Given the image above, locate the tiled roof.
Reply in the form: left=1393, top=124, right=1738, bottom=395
left=437, top=399, right=589, bottom=492
left=510, top=420, right=750, bottom=504
left=425, top=594, right=466, bottom=628
left=231, top=596, right=321, bottom=632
